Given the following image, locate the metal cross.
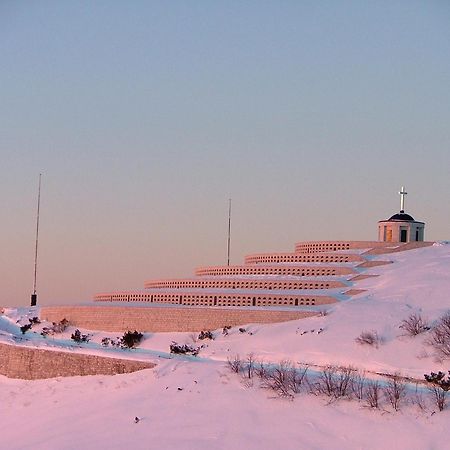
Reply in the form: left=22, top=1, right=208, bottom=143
left=399, top=186, right=407, bottom=212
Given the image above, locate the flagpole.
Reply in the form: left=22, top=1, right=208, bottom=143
left=31, top=173, right=42, bottom=306
left=227, top=198, right=231, bottom=266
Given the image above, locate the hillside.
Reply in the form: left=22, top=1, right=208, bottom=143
left=1, top=243, right=450, bottom=449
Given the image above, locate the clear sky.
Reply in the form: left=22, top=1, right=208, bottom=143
left=1, top=1, right=449, bottom=307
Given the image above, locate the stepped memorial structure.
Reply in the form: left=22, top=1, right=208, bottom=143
left=90, top=188, right=429, bottom=314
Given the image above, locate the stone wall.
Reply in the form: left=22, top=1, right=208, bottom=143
left=40, top=305, right=316, bottom=333
left=0, top=342, right=154, bottom=380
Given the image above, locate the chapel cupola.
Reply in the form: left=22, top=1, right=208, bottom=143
left=378, top=186, right=425, bottom=243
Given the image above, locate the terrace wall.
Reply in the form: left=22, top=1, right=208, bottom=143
left=244, top=253, right=363, bottom=264
left=40, top=306, right=316, bottom=333
left=294, top=241, right=393, bottom=254
left=94, top=292, right=337, bottom=307
left=144, top=279, right=346, bottom=290
left=194, top=265, right=354, bottom=277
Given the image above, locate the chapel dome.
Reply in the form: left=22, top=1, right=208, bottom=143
left=388, top=212, right=415, bottom=221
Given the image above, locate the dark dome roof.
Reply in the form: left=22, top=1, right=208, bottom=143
left=388, top=212, right=415, bottom=221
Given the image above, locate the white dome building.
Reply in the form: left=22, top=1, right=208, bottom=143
left=378, top=187, right=425, bottom=243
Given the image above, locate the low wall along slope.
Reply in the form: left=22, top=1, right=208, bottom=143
left=0, top=342, right=154, bottom=380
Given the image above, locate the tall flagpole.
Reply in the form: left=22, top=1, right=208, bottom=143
left=227, top=198, right=231, bottom=266
left=31, top=173, right=42, bottom=306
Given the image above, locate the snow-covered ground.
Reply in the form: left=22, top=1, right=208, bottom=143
left=1, top=243, right=450, bottom=450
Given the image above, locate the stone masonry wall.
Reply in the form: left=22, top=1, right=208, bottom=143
left=40, top=305, right=316, bottom=333
left=0, top=342, right=154, bottom=380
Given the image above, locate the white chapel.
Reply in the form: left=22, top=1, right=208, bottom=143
left=378, top=187, right=425, bottom=243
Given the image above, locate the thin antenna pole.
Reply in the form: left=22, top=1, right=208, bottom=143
left=31, top=173, right=42, bottom=306
left=227, top=198, right=231, bottom=266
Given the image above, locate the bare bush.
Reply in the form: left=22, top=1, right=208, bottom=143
left=263, top=361, right=308, bottom=398
left=315, top=365, right=355, bottom=399
left=255, top=360, right=268, bottom=380
left=428, top=385, right=447, bottom=412
left=264, top=360, right=294, bottom=398
left=355, top=330, right=380, bottom=348
left=427, top=312, right=450, bottom=358
left=399, top=313, right=430, bottom=336
left=384, top=374, right=407, bottom=411
left=409, top=382, right=427, bottom=411
left=288, top=365, right=309, bottom=394
left=365, top=380, right=381, bottom=408
left=351, top=371, right=367, bottom=401
left=244, top=353, right=256, bottom=379
left=227, top=355, right=242, bottom=373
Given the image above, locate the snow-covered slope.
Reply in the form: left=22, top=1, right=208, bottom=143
left=1, top=244, right=450, bottom=450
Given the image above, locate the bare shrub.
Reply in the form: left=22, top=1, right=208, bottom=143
left=384, top=374, right=407, bottom=411
left=427, top=312, right=450, bottom=358
left=365, top=380, right=381, bottom=408
left=263, top=360, right=308, bottom=398
left=428, top=385, right=447, bottom=412
left=315, top=365, right=355, bottom=399
left=227, top=355, right=242, bottom=373
left=264, top=360, right=294, bottom=398
left=399, top=313, right=430, bottom=336
left=355, top=330, right=380, bottom=348
left=410, top=382, right=427, bottom=411
left=424, top=371, right=450, bottom=411
left=255, top=360, right=268, bottom=380
left=288, top=364, right=309, bottom=394
left=351, top=371, right=367, bottom=401
left=244, top=353, right=256, bottom=379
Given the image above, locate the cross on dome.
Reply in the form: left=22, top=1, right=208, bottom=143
left=399, top=186, right=407, bottom=212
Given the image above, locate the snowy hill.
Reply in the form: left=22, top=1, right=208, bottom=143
left=1, top=243, right=450, bottom=450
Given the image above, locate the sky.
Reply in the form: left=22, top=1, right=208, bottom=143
left=1, top=1, right=449, bottom=307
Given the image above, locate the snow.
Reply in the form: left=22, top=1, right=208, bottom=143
left=1, top=244, right=450, bottom=449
